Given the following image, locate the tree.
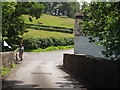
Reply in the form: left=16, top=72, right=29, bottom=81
left=0, top=2, right=1, bottom=52
left=65, top=2, right=80, bottom=18
left=42, top=2, right=80, bottom=18
left=81, top=2, right=120, bottom=60
left=2, top=2, right=45, bottom=51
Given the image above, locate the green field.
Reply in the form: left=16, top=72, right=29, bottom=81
left=23, top=14, right=75, bottom=28
left=23, top=14, right=74, bottom=51
left=23, top=14, right=74, bottom=38
left=23, top=29, right=73, bottom=39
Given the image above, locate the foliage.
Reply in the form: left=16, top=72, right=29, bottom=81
left=11, top=63, right=16, bottom=68
left=81, top=2, right=120, bottom=60
left=25, top=45, right=74, bottom=52
left=2, top=2, right=45, bottom=51
left=0, top=66, right=11, bottom=77
left=0, top=2, right=1, bottom=42
left=41, top=2, right=80, bottom=18
left=0, top=63, right=15, bottom=77
left=23, top=37, right=74, bottom=50
left=0, top=63, right=16, bottom=77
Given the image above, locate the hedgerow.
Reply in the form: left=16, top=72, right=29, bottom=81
left=23, top=37, right=74, bottom=49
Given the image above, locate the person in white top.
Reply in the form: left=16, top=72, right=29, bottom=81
left=19, top=44, right=24, bottom=61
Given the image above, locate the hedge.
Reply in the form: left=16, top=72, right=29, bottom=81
left=25, top=23, right=73, bottom=30
left=29, top=26, right=73, bottom=33
left=23, top=37, right=74, bottom=49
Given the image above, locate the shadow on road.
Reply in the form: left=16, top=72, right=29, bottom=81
left=57, top=65, right=93, bottom=89
left=2, top=79, right=39, bottom=89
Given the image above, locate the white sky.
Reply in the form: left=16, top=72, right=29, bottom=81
left=77, top=0, right=91, bottom=3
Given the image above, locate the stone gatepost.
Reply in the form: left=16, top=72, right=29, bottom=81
left=73, top=10, right=83, bottom=36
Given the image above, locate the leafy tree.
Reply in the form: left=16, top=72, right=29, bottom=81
left=65, top=2, right=80, bottom=18
left=42, top=2, right=80, bottom=18
left=41, top=2, right=59, bottom=15
left=2, top=2, right=45, bottom=51
left=81, top=2, right=120, bottom=60
left=0, top=2, right=2, bottom=52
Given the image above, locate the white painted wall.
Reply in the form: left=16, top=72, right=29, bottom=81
left=74, top=36, right=106, bottom=58
left=73, top=12, right=106, bottom=58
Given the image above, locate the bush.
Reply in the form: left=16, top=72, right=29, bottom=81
left=23, top=38, right=38, bottom=49
left=23, top=37, right=74, bottom=50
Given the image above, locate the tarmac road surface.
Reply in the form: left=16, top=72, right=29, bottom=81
left=2, top=49, right=88, bottom=89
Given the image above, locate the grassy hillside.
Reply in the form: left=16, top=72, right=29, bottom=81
left=23, top=29, right=73, bottom=39
left=23, top=14, right=74, bottom=39
left=23, top=14, right=75, bottom=28
left=22, top=14, right=74, bottom=51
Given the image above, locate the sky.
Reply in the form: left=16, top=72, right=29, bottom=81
left=77, top=0, right=91, bottom=3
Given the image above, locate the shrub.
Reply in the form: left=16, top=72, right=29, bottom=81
left=23, top=37, right=74, bottom=50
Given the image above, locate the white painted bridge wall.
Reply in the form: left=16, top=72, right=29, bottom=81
left=74, top=36, right=106, bottom=58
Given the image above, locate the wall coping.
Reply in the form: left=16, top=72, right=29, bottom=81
left=64, top=53, right=120, bottom=64
left=0, top=51, right=14, bottom=54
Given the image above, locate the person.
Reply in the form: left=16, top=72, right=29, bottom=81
left=17, top=44, right=24, bottom=61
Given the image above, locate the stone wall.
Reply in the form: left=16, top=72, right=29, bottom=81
left=0, top=52, right=15, bottom=67
left=63, top=53, right=120, bottom=88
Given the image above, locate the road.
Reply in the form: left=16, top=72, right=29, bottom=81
left=3, top=49, right=88, bottom=89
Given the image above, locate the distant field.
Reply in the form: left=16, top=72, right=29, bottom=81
left=23, top=29, right=74, bottom=39
left=23, top=14, right=75, bottom=28
left=22, top=14, right=74, bottom=51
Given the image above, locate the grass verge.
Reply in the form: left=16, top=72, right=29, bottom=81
left=25, top=45, right=74, bottom=52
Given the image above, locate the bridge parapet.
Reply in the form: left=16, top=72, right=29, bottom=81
left=63, top=53, right=120, bottom=88
left=0, top=52, right=15, bottom=67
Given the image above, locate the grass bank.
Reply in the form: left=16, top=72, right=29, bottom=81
left=23, top=29, right=73, bottom=38
left=23, top=14, right=75, bottom=28
left=25, top=45, right=74, bottom=52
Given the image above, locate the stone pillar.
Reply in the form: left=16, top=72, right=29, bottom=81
left=73, top=10, right=83, bottom=36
